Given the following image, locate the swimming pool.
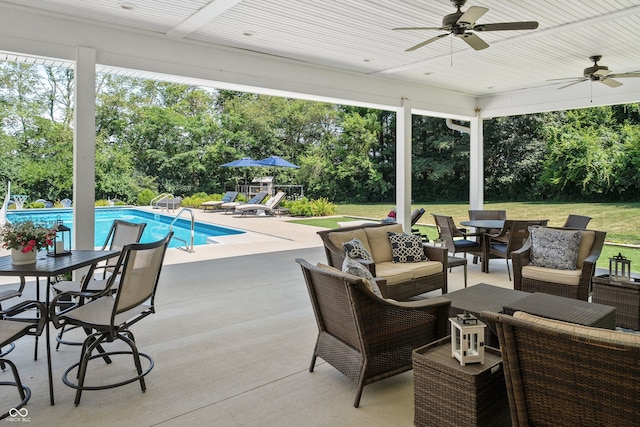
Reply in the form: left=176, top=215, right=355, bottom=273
left=5, top=208, right=245, bottom=249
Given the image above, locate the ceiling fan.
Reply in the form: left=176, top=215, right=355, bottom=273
left=551, top=55, right=640, bottom=90
left=393, top=0, right=538, bottom=52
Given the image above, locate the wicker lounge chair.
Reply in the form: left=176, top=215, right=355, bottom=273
left=235, top=191, right=285, bottom=217
left=483, top=311, right=640, bottom=427
left=200, top=191, right=239, bottom=211
left=296, top=258, right=450, bottom=407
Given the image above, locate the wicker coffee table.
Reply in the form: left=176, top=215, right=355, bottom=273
left=413, top=337, right=510, bottom=427
left=444, top=283, right=530, bottom=346
left=502, top=292, right=616, bottom=329
left=592, top=274, right=640, bottom=330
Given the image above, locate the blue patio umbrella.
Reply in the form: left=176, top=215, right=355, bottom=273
left=256, top=155, right=299, bottom=168
left=221, top=157, right=262, bottom=198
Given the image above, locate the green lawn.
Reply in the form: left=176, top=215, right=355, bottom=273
left=288, top=201, right=640, bottom=273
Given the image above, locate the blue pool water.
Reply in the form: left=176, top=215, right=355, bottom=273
left=6, top=208, right=244, bottom=249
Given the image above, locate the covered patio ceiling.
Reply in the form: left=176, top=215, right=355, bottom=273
left=1, top=0, right=640, bottom=119
left=1, top=0, right=639, bottom=240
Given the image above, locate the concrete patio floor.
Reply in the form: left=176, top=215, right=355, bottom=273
left=0, top=208, right=516, bottom=426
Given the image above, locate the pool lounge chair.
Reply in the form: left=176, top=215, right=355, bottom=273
left=60, top=198, right=72, bottom=208
left=235, top=191, right=286, bottom=217
left=200, top=191, right=239, bottom=212
left=221, top=191, right=268, bottom=214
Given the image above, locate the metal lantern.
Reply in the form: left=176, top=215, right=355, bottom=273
left=47, top=217, right=71, bottom=257
left=609, top=252, right=631, bottom=280
left=450, top=311, right=485, bottom=366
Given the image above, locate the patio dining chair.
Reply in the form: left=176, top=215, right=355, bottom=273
left=485, top=219, right=548, bottom=280
left=52, top=220, right=147, bottom=348
left=432, top=214, right=483, bottom=260
left=563, top=214, right=591, bottom=229
left=49, top=232, right=172, bottom=406
left=0, top=300, right=46, bottom=419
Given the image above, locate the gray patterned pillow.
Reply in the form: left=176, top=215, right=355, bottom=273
left=387, top=232, right=427, bottom=263
left=529, top=227, right=582, bottom=270
left=342, top=257, right=382, bottom=297
left=342, top=238, right=372, bottom=261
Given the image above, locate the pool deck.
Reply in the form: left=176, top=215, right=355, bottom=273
left=0, top=207, right=517, bottom=426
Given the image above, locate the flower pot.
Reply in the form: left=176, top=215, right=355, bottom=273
left=11, top=247, right=37, bottom=265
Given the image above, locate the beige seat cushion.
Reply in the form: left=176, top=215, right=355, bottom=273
left=364, top=223, right=403, bottom=263
left=375, top=260, right=441, bottom=285
left=521, top=265, right=582, bottom=286
left=374, top=262, right=414, bottom=285
left=514, top=311, right=640, bottom=345
left=328, top=229, right=371, bottom=256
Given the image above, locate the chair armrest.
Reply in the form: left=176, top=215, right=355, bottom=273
left=358, top=259, right=377, bottom=276
left=423, top=245, right=447, bottom=264
left=511, top=241, right=531, bottom=290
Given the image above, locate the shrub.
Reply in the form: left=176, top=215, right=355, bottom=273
left=181, top=194, right=211, bottom=208
left=137, top=189, right=155, bottom=206
left=285, top=197, right=337, bottom=217
left=95, top=199, right=110, bottom=206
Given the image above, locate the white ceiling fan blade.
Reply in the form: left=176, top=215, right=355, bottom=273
left=457, top=6, right=488, bottom=25
left=393, top=26, right=446, bottom=31
left=457, top=32, right=489, bottom=50
left=547, top=76, right=582, bottom=82
left=473, top=21, right=538, bottom=31
left=405, top=33, right=449, bottom=52
left=600, top=78, right=623, bottom=88
left=609, top=72, right=640, bottom=78
left=556, top=79, right=588, bottom=90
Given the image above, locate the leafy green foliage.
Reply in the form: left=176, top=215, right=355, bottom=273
left=1, top=60, right=640, bottom=210
left=137, top=189, right=155, bottom=206
left=284, top=197, right=337, bottom=216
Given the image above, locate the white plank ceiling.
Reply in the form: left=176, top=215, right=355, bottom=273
left=1, top=0, right=640, bottom=112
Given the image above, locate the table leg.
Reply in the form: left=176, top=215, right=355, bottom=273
left=46, top=276, right=55, bottom=405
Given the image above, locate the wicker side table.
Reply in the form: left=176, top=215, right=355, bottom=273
left=413, top=337, right=510, bottom=427
left=592, top=274, right=640, bottom=330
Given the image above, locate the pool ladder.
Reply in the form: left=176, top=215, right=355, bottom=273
left=169, top=208, right=195, bottom=253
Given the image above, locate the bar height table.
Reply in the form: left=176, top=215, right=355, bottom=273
left=0, top=249, right=120, bottom=405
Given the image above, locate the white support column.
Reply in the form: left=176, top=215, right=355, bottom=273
left=396, top=98, right=412, bottom=232
left=73, top=47, right=96, bottom=250
left=469, top=111, right=484, bottom=210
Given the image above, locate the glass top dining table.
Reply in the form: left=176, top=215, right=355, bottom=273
left=0, top=249, right=120, bottom=405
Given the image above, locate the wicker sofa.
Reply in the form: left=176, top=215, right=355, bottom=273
left=483, top=311, right=640, bottom=426
left=511, top=227, right=606, bottom=301
left=317, top=222, right=448, bottom=300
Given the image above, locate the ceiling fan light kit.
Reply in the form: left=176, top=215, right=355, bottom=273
left=393, top=0, right=538, bottom=52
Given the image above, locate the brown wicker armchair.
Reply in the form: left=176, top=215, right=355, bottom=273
left=512, top=227, right=606, bottom=301
left=296, top=258, right=450, bottom=407
left=484, top=311, right=640, bottom=427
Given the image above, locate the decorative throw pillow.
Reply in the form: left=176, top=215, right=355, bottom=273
left=387, top=232, right=427, bottom=263
left=342, top=257, right=383, bottom=298
left=342, top=238, right=373, bottom=261
left=529, top=227, right=582, bottom=270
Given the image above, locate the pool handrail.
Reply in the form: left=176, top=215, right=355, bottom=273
left=169, top=208, right=195, bottom=253
left=150, top=193, right=173, bottom=209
